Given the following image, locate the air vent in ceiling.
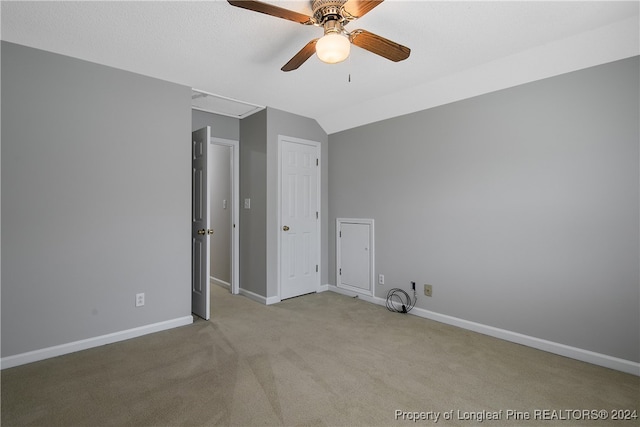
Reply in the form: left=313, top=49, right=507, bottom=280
left=191, top=89, right=264, bottom=119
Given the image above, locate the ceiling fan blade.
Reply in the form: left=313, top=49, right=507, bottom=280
left=227, top=1, right=313, bottom=24
left=349, top=29, right=410, bottom=62
left=281, top=39, right=319, bottom=72
left=342, top=0, right=384, bottom=19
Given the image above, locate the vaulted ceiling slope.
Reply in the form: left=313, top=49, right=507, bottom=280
left=2, top=1, right=638, bottom=134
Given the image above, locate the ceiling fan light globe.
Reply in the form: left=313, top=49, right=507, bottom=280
left=316, top=33, right=350, bottom=64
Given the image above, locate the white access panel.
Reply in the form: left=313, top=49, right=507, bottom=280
left=337, top=219, right=374, bottom=296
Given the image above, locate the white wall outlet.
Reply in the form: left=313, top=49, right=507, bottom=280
left=136, top=293, right=145, bottom=307
left=244, top=198, right=251, bottom=209
left=378, top=274, right=385, bottom=285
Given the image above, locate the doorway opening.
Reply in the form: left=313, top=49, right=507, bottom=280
left=192, top=128, right=240, bottom=320
left=209, top=137, right=240, bottom=296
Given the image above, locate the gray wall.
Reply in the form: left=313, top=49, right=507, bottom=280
left=239, top=109, right=268, bottom=296
left=328, top=57, right=639, bottom=362
left=1, top=42, right=192, bottom=357
left=238, top=107, right=328, bottom=298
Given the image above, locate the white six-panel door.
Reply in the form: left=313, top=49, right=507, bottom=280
left=280, top=137, right=320, bottom=300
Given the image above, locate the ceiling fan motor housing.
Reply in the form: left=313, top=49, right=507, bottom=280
left=312, top=0, right=350, bottom=26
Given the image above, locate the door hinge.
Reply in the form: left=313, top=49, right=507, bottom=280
left=339, top=268, right=342, bottom=275
left=316, top=211, right=319, bottom=219
left=316, top=158, right=319, bottom=166
left=316, top=265, right=318, bottom=272
left=339, top=230, right=342, bottom=238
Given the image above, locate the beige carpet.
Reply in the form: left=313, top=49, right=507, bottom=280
left=2, top=285, right=638, bottom=426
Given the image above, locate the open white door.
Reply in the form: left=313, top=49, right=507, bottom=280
left=192, top=127, right=211, bottom=320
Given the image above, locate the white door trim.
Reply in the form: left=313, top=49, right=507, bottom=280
left=336, top=218, right=375, bottom=296
left=210, top=137, right=240, bottom=295
left=277, top=135, right=322, bottom=301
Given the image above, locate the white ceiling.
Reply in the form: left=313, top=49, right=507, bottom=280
left=2, top=1, right=638, bottom=134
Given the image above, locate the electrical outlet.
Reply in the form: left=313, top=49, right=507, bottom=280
left=136, top=293, right=145, bottom=307
left=424, top=284, right=432, bottom=297
left=378, top=274, right=385, bottom=285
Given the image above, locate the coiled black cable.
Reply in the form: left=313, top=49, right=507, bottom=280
left=386, top=287, right=416, bottom=314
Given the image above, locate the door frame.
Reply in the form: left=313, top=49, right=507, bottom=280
left=210, top=137, right=240, bottom=295
left=277, top=135, right=322, bottom=301
left=336, top=218, right=375, bottom=297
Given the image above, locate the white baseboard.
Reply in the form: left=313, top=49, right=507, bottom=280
left=211, top=276, right=231, bottom=289
left=266, top=295, right=281, bottom=305
left=0, top=316, right=194, bottom=370
left=239, top=286, right=329, bottom=306
left=322, top=284, right=380, bottom=305
left=238, top=288, right=280, bottom=305
left=243, top=285, right=326, bottom=306
left=324, top=285, right=639, bottom=376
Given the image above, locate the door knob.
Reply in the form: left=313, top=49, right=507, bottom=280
left=282, top=225, right=290, bottom=231
left=197, top=229, right=206, bottom=235
left=207, top=229, right=214, bottom=235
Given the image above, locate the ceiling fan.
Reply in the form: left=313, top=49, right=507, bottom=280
left=227, top=0, right=411, bottom=71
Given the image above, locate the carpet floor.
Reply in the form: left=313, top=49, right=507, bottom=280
left=2, top=285, right=638, bottom=426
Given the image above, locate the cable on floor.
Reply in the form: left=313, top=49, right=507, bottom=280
left=386, top=286, right=416, bottom=314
